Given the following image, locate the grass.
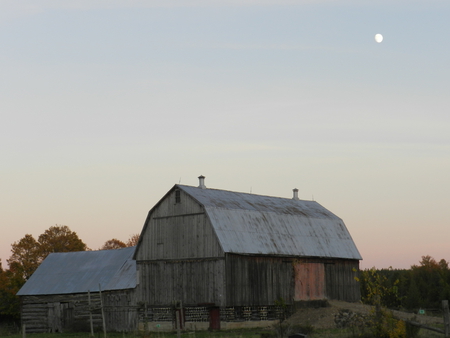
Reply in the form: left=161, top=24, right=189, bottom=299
left=1, top=323, right=446, bottom=338
left=2, top=328, right=265, bottom=338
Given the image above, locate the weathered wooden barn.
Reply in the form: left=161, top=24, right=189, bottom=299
left=17, top=246, right=137, bottom=333
left=134, top=176, right=362, bottom=330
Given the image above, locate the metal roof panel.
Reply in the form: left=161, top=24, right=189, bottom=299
left=178, top=185, right=362, bottom=260
left=17, top=246, right=136, bottom=296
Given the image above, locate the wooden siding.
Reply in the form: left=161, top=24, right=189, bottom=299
left=137, top=259, right=226, bottom=306
left=225, top=254, right=294, bottom=306
left=325, top=259, right=360, bottom=302
left=21, top=294, right=102, bottom=333
left=136, top=189, right=223, bottom=261
left=294, top=262, right=325, bottom=301
left=103, top=290, right=138, bottom=332
left=152, top=188, right=204, bottom=218
left=21, top=290, right=137, bottom=333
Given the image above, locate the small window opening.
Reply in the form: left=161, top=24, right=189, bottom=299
left=175, top=190, right=181, bottom=204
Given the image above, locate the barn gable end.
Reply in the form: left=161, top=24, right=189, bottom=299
left=134, top=185, right=225, bottom=261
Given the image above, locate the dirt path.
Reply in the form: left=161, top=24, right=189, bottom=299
left=284, top=300, right=444, bottom=330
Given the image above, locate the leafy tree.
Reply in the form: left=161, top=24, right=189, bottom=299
left=408, top=256, right=449, bottom=309
left=126, top=233, right=140, bottom=247
left=100, top=233, right=140, bottom=250
left=0, top=262, right=23, bottom=319
left=404, top=275, right=421, bottom=309
left=6, top=234, right=40, bottom=281
left=0, top=225, right=88, bottom=319
left=359, top=267, right=402, bottom=309
left=100, top=238, right=126, bottom=250
left=358, top=268, right=406, bottom=337
left=37, top=225, right=87, bottom=260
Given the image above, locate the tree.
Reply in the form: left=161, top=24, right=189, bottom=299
left=0, top=263, right=23, bottom=318
left=100, top=233, right=140, bottom=250
left=37, top=225, right=87, bottom=260
left=1, top=225, right=88, bottom=319
left=409, top=255, right=450, bottom=309
left=126, top=233, right=140, bottom=247
left=100, top=238, right=126, bottom=250
left=7, top=234, right=40, bottom=281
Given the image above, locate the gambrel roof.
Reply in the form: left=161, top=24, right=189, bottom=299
left=17, top=246, right=136, bottom=296
left=176, top=184, right=362, bottom=260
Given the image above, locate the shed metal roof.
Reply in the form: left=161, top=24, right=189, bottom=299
left=17, top=246, right=136, bottom=296
left=178, top=185, right=362, bottom=260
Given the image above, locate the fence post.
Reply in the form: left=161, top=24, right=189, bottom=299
left=22, top=324, right=26, bottom=338
left=99, top=284, right=107, bottom=338
left=443, top=300, right=449, bottom=338
left=89, top=290, right=94, bottom=337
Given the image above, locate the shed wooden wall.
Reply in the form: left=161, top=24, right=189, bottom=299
left=21, top=290, right=137, bottom=333
left=137, top=258, right=226, bottom=306
left=21, top=293, right=102, bottom=333
left=225, top=254, right=294, bottom=306
left=135, top=189, right=223, bottom=261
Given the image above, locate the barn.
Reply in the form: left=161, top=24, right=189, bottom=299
left=17, top=246, right=137, bottom=333
left=133, top=176, right=362, bottom=330
left=18, top=176, right=362, bottom=332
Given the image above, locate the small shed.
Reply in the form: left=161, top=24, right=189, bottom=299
left=17, top=246, right=137, bottom=333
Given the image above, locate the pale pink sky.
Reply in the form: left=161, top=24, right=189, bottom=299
left=1, top=1, right=449, bottom=271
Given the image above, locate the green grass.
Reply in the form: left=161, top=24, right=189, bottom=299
left=3, top=329, right=265, bottom=338
left=1, top=325, right=446, bottom=338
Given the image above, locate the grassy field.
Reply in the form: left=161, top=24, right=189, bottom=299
left=0, top=327, right=446, bottom=338
left=0, top=323, right=445, bottom=338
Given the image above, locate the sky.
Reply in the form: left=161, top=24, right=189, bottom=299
left=1, top=0, right=449, bottom=270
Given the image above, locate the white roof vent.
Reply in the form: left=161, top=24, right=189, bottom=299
left=198, top=175, right=206, bottom=189
left=292, top=188, right=299, bottom=200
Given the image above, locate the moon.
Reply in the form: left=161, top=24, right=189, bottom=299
left=375, top=34, right=383, bottom=43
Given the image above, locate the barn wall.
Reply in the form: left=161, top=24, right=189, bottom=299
left=137, top=258, right=226, bottom=306
left=21, top=290, right=137, bottom=333
left=103, top=289, right=138, bottom=332
left=225, top=254, right=294, bottom=306
left=135, top=189, right=223, bottom=261
left=325, top=259, right=360, bottom=302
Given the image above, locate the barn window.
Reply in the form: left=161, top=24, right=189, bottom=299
left=175, top=189, right=181, bottom=203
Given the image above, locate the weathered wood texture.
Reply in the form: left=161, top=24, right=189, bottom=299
left=225, top=254, right=294, bottom=306
left=325, top=259, right=360, bottom=302
left=137, top=259, right=226, bottom=306
left=136, top=189, right=223, bottom=261
left=293, top=259, right=360, bottom=302
left=294, top=262, right=325, bottom=300
left=21, top=294, right=102, bottom=333
left=103, top=290, right=138, bottom=332
left=21, top=290, right=137, bottom=333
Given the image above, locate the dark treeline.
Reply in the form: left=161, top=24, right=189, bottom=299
left=359, top=255, right=450, bottom=312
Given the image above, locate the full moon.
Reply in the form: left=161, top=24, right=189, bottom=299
left=375, top=34, right=383, bottom=43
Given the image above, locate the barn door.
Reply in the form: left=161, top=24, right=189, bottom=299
left=293, top=262, right=325, bottom=301
left=48, top=302, right=62, bottom=333
left=61, top=303, right=74, bottom=330
left=209, top=307, right=220, bottom=330
left=47, top=302, right=73, bottom=332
